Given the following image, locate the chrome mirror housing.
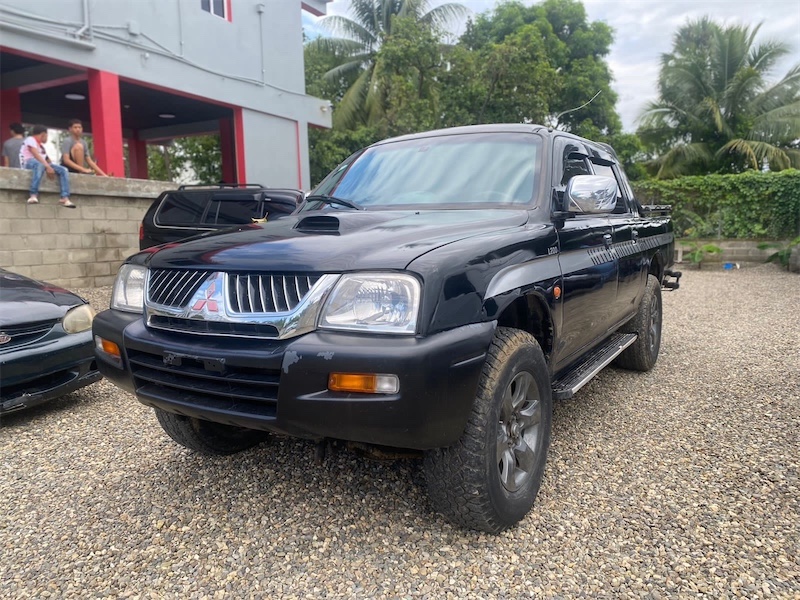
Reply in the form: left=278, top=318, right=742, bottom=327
left=565, top=175, right=618, bottom=214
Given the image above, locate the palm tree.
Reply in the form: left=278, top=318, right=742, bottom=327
left=308, top=0, right=467, bottom=128
left=638, top=18, right=800, bottom=178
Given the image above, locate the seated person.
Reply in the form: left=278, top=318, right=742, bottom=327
left=61, top=119, right=108, bottom=176
left=20, top=125, right=75, bottom=208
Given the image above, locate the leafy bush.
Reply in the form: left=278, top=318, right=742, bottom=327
left=632, top=170, right=800, bottom=239
left=758, top=236, right=800, bottom=270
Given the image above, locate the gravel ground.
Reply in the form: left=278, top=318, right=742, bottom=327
left=1, top=263, right=798, bottom=599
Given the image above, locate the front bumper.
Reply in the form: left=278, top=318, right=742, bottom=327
left=0, top=330, right=101, bottom=414
left=94, top=311, right=496, bottom=449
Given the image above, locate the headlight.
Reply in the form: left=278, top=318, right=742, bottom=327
left=62, top=304, right=96, bottom=334
left=111, top=264, right=147, bottom=312
left=319, top=273, right=421, bottom=335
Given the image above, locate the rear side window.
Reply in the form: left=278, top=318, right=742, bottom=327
left=156, top=193, right=207, bottom=226
left=203, top=193, right=262, bottom=225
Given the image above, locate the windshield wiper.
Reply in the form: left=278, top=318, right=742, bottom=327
left=304, top=194, right=365, bottom=211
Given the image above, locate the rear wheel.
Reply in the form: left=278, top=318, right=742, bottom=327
left=615, top=274, right=662, bottom=371
left=154, top=408, right=268, bottom=455
left=424, top=327, right=553, bottom=533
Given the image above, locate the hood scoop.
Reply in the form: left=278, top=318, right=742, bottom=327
left=295, top=215, right=341, bottom=234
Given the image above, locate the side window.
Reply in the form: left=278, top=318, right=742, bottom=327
left=591, top=162, right=628, bottom=214
left=156, top=193, right=207, bottom=226
left=204, top=194, right=261, bottom=225
left=560, top=147, right=592, bottom=187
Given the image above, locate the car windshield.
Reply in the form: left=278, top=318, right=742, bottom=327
left=309, top=132, right=541, bottom=209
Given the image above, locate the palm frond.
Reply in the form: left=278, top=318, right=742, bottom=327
left=322, top=54, right=374, bottom=84
left=319, top=15, right=378, bottom=48
left=656, top=143, right=713, bottom=178
left=333, top=66, right=373, bottom=129
left=748, top=39, right=791, bottom=73
left=419, top=3, right=470, bottom=31
left=307, top=36, right=368, bottom=57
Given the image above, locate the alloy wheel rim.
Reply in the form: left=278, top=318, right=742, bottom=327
left=649, top=294, right=660, bottom=354
left=496, top=371, right=541, bottom=492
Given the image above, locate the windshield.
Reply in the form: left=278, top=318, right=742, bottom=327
left=308, top=132, right=542, bottom=210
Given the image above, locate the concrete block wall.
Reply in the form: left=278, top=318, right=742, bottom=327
left=674, top=240, right=781, bottom=265
left=0, top=167, right=167, bottom=288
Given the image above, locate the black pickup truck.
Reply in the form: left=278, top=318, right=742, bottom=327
left=94, top=124, right=680, bottom=533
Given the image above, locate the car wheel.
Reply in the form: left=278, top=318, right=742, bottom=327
left=154, top=408, right=268, bottom=455
left=424, top=327, right=553, bottom=533
left=615, top=274, right=662, bottom=371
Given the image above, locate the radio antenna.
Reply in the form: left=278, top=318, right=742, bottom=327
left=553, top=90, right=602, bottom=129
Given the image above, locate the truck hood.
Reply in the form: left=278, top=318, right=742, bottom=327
left=142, top=209, right=530, bottom=272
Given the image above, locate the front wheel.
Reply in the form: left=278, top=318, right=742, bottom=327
left=615, top=274, right=662, bottom=371
left=154, top=408, right=268, bottom=455
left=424, top=327, right=553, bottom=533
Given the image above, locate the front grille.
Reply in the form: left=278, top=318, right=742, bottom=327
left=128, top=349, right=279, bottom=416
left=148, top=315, right=279, bottom=337
left=148, top=269, right=209, bottom=307
left=228, top=274, right=321, bottom=313
left=0, top=319, right=57, bottom=351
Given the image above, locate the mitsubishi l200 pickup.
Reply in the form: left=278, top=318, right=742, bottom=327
left=94, top=124, right=680, bottom=532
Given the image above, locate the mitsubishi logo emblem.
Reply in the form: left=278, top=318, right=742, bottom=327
left=185, top=273, right=226, bottom=320
left=192, top=280, right=219, bottom=312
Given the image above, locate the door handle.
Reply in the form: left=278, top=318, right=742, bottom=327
left=603, top=233, right=613, bottom=249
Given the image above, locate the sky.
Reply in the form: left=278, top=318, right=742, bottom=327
left=303, top=0, right=800, bottom=133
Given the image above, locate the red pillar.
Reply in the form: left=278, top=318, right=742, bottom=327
left=87, top=70, right=124, bottom=177
left=219, top=117, right=235, bottom=184
left=127, top=135, right=148, bottom=180
left=233, top=107, right=247, bottom=183
left=1, top=89, right=22, bottom=138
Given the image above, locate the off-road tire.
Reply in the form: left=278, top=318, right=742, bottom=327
left=424, top=327, right=553, bottom=533
left=154, top=408, right=268, bottom=455
left=615, top=274, right=662, bottom=371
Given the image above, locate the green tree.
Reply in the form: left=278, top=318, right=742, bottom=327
left=146, top=135, right=222, bottom=184
left=450, top=0, right=620, bottom=134
left=639, top=17, right=800, bottom=178
left=306, top=0, right=467, bottom=129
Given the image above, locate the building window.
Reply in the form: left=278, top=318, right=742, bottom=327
left=201, top=0, right=228, bottom=20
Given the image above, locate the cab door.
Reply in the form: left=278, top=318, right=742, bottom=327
left=552, top=139, right=618, bottom=371
left=591, top=161, right=644, bottom=323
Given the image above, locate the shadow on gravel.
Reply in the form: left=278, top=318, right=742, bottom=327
left=0, top=386, right=97, bottom=429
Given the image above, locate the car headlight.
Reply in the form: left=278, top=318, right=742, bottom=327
left=62, top=304, right=96, bottom=334
left=111, top=264, right=147, bottom=313
left=319, top=273, right=421, bottom=335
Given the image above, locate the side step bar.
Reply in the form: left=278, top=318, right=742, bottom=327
left=663, top=269, right=681, bottom=291
left=551, top=333, right=637, bottom=400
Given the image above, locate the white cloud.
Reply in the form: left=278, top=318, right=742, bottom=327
left=309, top=0, right=800, bottom=131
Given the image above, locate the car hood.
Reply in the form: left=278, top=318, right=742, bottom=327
left=141, top=209, right=530, bottom=272
left=0, top=270, right=85, bottom=326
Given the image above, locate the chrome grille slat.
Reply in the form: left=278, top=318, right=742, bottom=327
left=166, top=272, right=195, bottom=306
left=148, top=269, right=209, bottom=307
left=163, top=272, right=194, bottom=306
left=269, top=276, right=279, bottom=312
left=258, top=276, right=267, bottom=313
left=294, top=277, right=302, bottom=303
left=226, top=273, right=321, bottom=315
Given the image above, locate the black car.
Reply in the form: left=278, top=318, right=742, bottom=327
left=139, top=183, right=303, bottom=250
left=0, top=269, right=101, bottom=415
left=95, top=124, right=679, bottom=532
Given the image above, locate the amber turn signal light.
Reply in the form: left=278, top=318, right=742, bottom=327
left=95, top=335, right=121, bottom=358
left=328, top=373, right=399, bottom=394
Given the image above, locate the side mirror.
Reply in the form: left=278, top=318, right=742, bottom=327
left=565, top=175, right=618, bottom=214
